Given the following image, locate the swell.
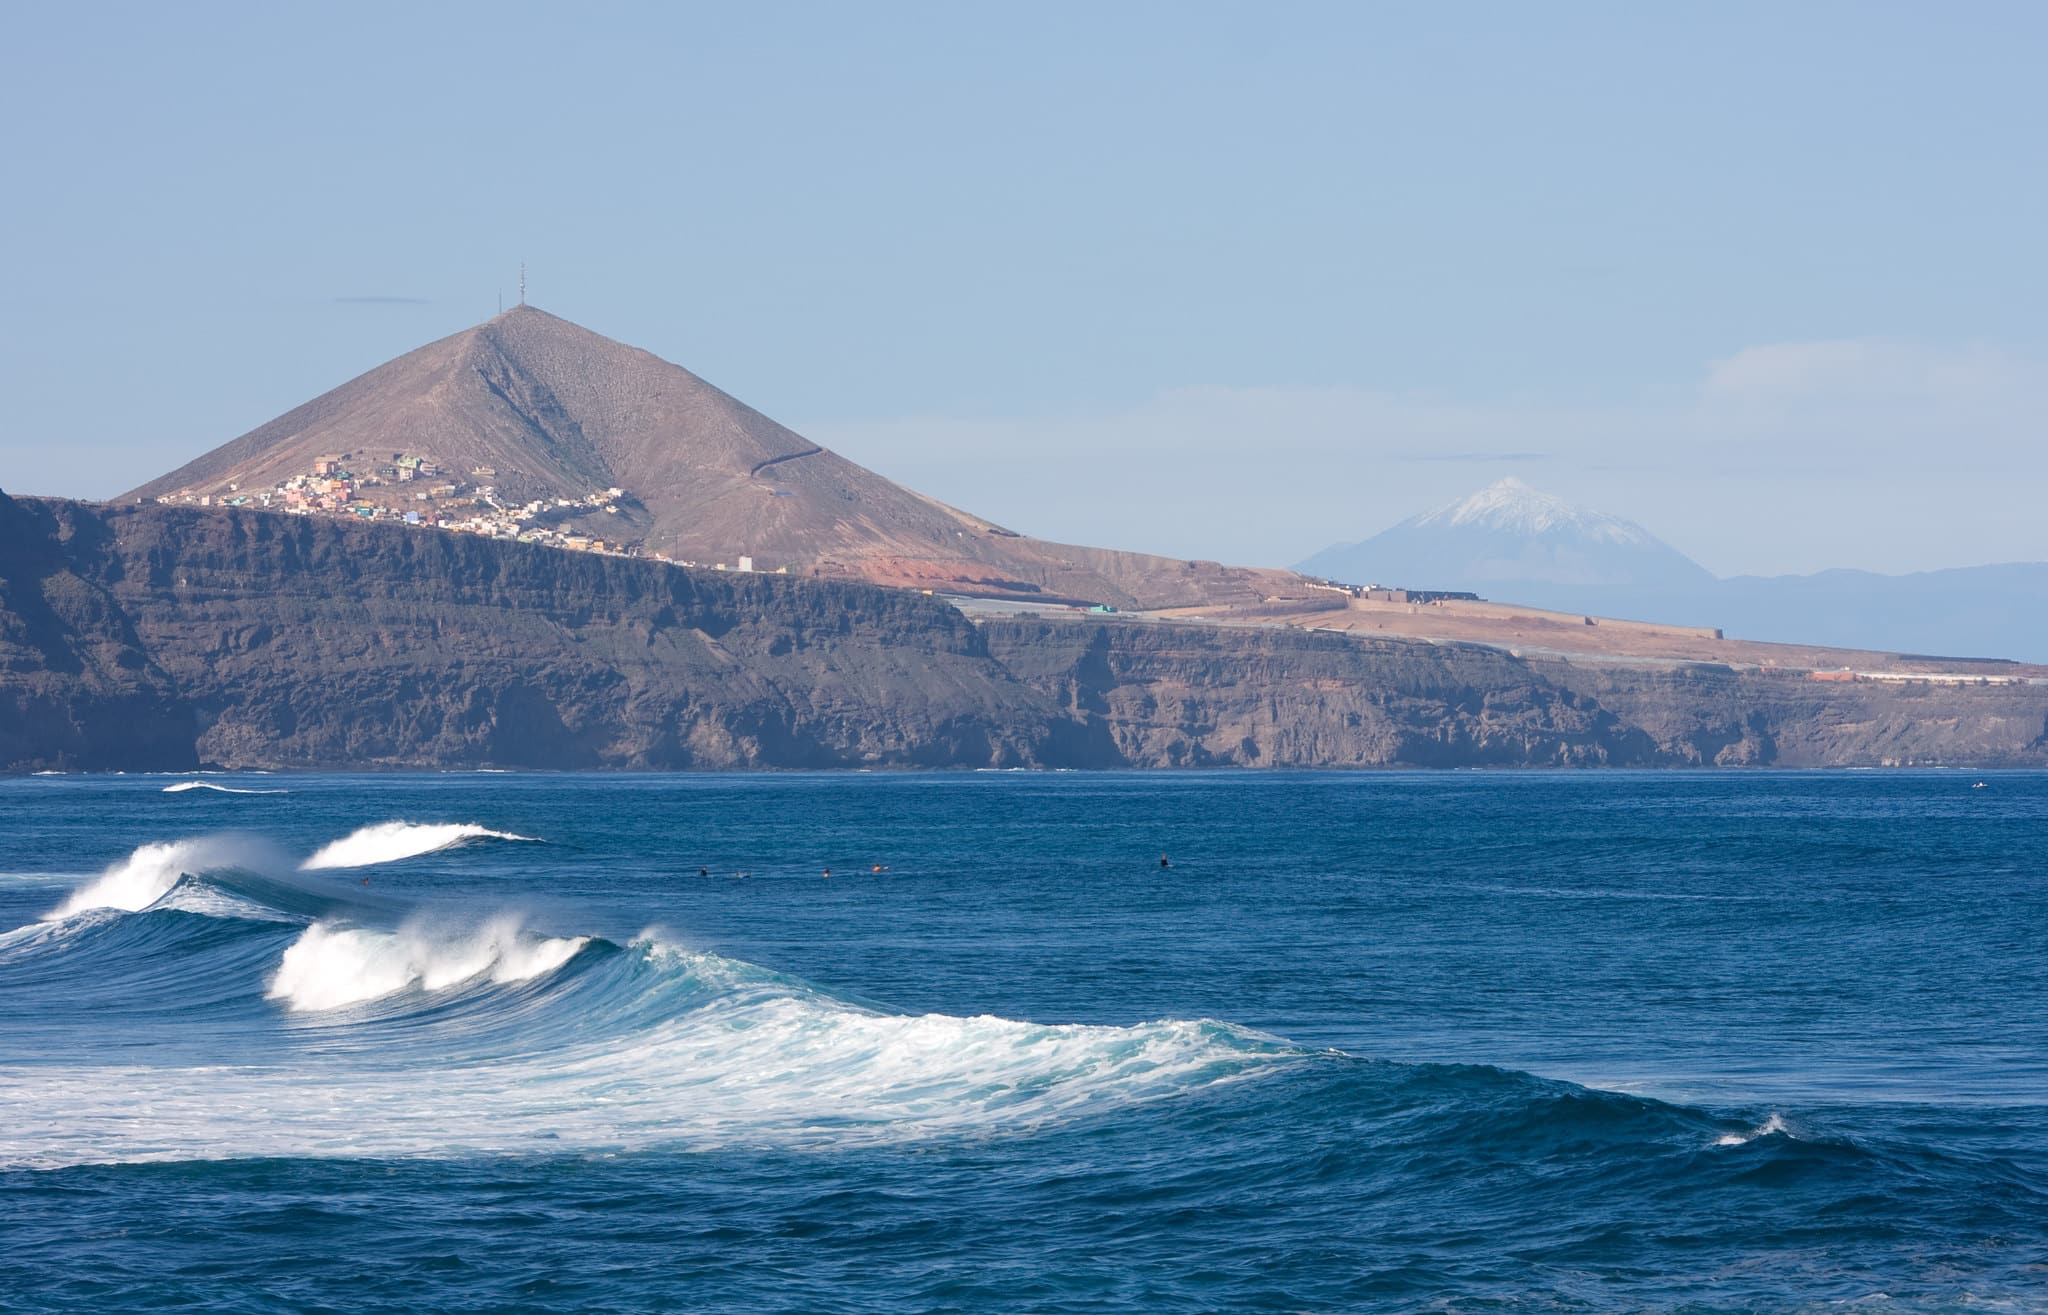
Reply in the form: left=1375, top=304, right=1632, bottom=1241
left=4, top=843, right=1304, bottom=1166
left=299, top=821, right=538, bottom=870
left=44, top=822, right=539, bottom=919
left=0, top=876, right=1866, bottom=1184
left=0, top=906, right=1303, bottom=1165
left=2, top=830, right=2028, bottom=1231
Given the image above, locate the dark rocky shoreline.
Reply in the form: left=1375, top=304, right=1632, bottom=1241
left=5, top=492, right=2045, bottom=772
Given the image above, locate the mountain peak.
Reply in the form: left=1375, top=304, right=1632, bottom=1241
left=118, top=310, right=1305, bottom=611
left=483, top=302, right=572, bottom=328
left=1297, top=477, right=1713, bottom=593
left=1416, top=477, right=1655, bottom=547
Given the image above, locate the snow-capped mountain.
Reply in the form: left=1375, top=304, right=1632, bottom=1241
left=1413, top=477, right=1660, bottom=546
left=1299, top=477, right=1715, bottom=596
left=1297, top=477, right=2048, bottom=661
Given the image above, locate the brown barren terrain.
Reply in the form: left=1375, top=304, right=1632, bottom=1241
left=1157, top=594, right=2048, bottom=680
left=124, top=306, right=1308, bottom=612
left=119, top=305, right=2032, bottom=678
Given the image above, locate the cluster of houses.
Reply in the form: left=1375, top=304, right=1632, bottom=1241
left=160, top=452, right=518, bottom=534
left=153, top=450, right=784, bottom=574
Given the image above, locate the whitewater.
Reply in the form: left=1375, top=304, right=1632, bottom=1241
left=2, top=772, right=2043, bottom=1313
left=45, top=821, right=538, bottom=918
left=5, top=828, right=1299, bottom=1168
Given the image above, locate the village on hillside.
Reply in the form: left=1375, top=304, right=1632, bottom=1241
left=149, top=449, right=788, bottom=575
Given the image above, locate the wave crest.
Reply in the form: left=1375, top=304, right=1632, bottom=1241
left=268, top=917, right=588, bottom=1012
left=13, top=837, right=1304, bottom=1165
left=299, top=822, right=537, bottom=870
left=48, top=837, right=277, bottom=920
left=1716, top=1112, right=1793, bottom=1146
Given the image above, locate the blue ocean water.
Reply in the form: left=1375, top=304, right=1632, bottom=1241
left=0, top=771, right=2043, bottom=1312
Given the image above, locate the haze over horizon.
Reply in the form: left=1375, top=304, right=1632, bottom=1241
left=4, top=1, right=2043, bottom=578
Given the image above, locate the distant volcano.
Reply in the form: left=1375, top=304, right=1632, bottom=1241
left=125, top=306, right=1298, bottom=610
left=1298, top=477, right=1715, bottom=596
left=1302, top=478, right=2048, bottom=661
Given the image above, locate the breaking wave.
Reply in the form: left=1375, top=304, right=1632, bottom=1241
left=7, top=786, right=2044, bottom=1313
left=47, top=836, right=280, bottom=919
left=0, top=926, right=1295, bottom=1165
left=2, top=812, right=2030, bottom=1315
left=163, top=781, right=288, bottom=795
left=0, top=828, right=1950, bottom=1211
left=268, top=917, right=589, bottom=1012
left=3, top=829, right=1302, bottom=1166
left=300, top=822, right=538, bottom=870
left=41, top=819, right=539, bottom=921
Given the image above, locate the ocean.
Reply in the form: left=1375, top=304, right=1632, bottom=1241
left=1, top=771, right=2042, bottom=1312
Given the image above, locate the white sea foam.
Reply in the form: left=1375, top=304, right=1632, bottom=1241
left=0, top=869, right=73, bottom=885
left=299, top=822, right=537, bottom=870
left=1716, top=1113, right=1791, bottom=1146
left=27, top=821, right=533, bottom=926
left=267, top=918, right=588, bottom=1012
left=46, top=837, right=274, bottom=920
left=147, top=878, right=295, bottom=924
left=0, top=915, right=93, bottom=957
left=0, top=933, right=1296, bottom=1167
left=163, top=781, right=288, bottom=795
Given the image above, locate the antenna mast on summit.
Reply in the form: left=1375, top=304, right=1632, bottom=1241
left=519, top=262, right=526, bottom=306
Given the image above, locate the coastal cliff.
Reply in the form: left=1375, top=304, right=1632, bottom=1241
left=0, top=494, right=1067, bottom=771
left=0, top=493, right=196, bottom=769
left=978, top=619, right=2048, bottom=769
left=4, top=494, right=2045, bottom=771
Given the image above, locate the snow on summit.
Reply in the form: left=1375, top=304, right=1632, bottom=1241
left=1297, top=476, right=1715, bottom=596
left=1414, top=477, right=1658, bottom=546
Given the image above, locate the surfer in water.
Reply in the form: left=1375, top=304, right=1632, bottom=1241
left=1160, top=854, right=1172, bottom=869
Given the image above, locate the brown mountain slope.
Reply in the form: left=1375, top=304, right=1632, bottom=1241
left=124, top=306, right=1303, bottom=610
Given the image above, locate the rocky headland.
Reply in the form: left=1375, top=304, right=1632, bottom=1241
left=5, top=492, right=2044, bottom=772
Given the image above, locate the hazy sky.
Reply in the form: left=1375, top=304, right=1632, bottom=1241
left=3, top=2, right=2042, bottom=577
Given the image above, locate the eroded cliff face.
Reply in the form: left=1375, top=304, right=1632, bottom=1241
left=977, top=619, right=1651, bottom=767
left=1546, top=664, right=2048, bottom=769
left=4, top=495, right=2045, bottom=772
left=0, top=496, right=197, bottom=770
left=976, top=619, right=2048, bottom=769
left=2, top=496, right=1068, bottom=770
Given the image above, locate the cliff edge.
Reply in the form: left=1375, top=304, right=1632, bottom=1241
left=4, top=497, right=2045, bottom=772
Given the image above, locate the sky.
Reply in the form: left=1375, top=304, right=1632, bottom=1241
left=2, top=1, right=2042, bottom=577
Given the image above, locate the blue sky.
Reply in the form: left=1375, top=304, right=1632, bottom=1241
left=3, top=2, right=2042, bottom=575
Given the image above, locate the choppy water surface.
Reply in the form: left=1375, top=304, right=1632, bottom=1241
left=1, top=771, right=2043, bottom=1312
